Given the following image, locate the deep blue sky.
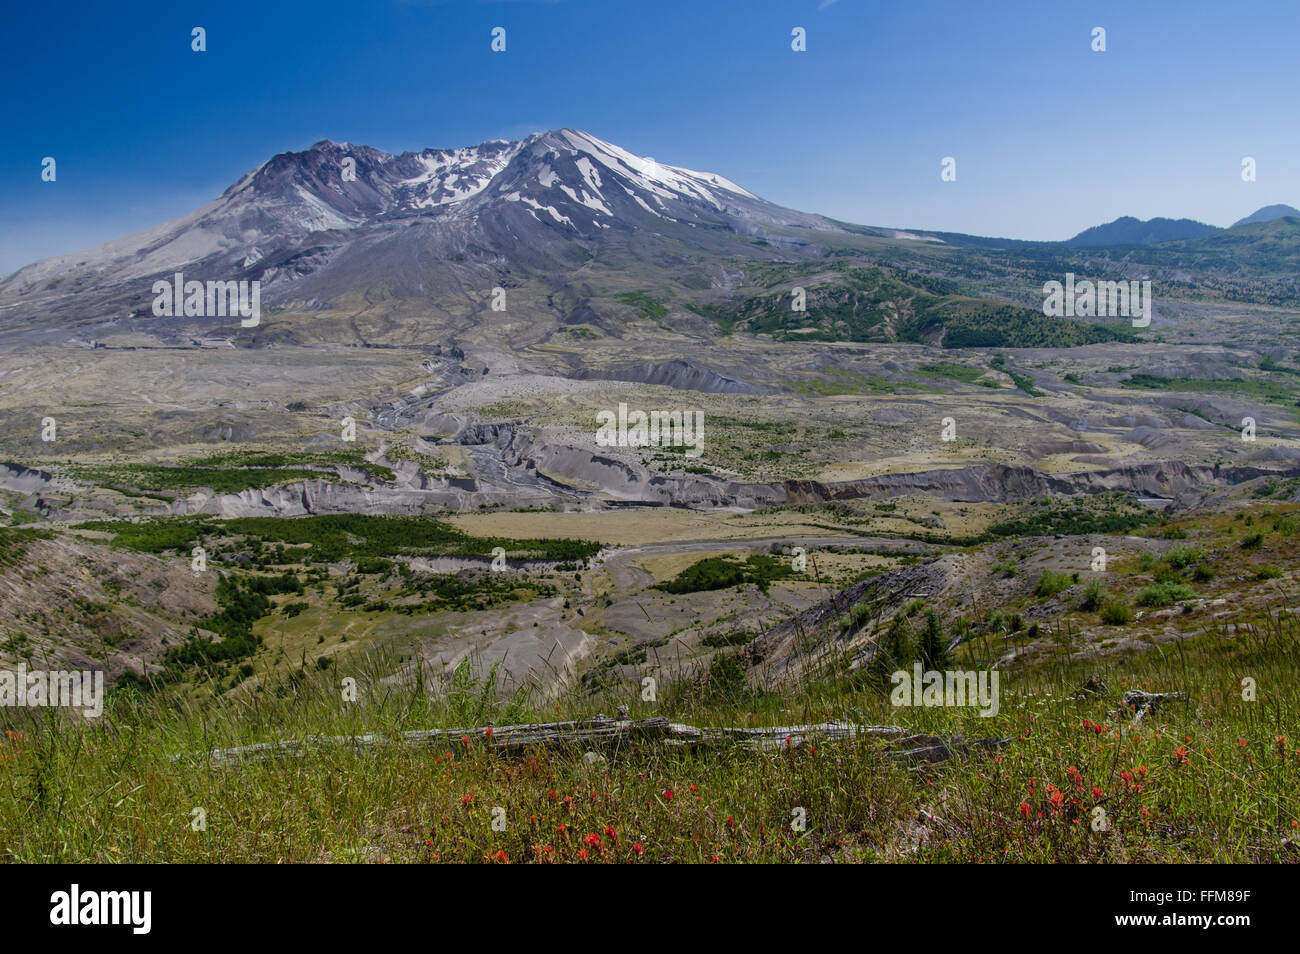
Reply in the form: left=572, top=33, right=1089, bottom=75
left=3, top=0, right=1298, bottom=273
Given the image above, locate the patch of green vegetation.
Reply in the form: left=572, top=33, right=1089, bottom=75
left=1273, top=510, right=1300, bottom=534
left=917, top=362, right=984, bottom=384
left=988, top=355, right=1042, bottom=396
left=992, top=555, right=1019, bottom=579
left=690, top=261, right=1133, bottom=348
left=1036, top=570, right=1078, bottom=599
left=76, top=518, right=207, bottom=554
left=613, top=291, right=669, bottom=322
left=187, top=450, right=397, bottom=483
left=1135, top=582, right=1198, bottom=607
left=792, top=369, right=895, bottom=396
left=700, top=631, right=756, bottom=648
left=2, top=507, right=42, bottom=526
left=76, top=514, right=602, bottom=565
left=655, top=554, right=795, bottom=595
left=1174, top=406, right=1212, bottom=424
left=1164, top=546, right=1202, bottom=570
left=68, top=464, right=329, bottom=495
left=399, top=571, right=557, bottom=613
left=987, top=498, right=1161, bottom=538
left=1076, top=578, right=1106, bottom=611
left=123, top=572, right=306, bottom=688
left=1259, top=355, right=1300, bottom=377
left=907, top=301, right=1136, bottom=350
left=1099, top=599, right=1131, bottom=625
left=1122, top=373, right=1299, bottom=410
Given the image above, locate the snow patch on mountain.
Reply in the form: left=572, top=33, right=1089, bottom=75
left=559, top=185, right=612, bottom=216
left=405, top=143, right=522, bottom=209
left=558, top=129, right=758, bottom=206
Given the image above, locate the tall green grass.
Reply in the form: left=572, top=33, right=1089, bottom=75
left=2, top=600, right=1296, bottom=863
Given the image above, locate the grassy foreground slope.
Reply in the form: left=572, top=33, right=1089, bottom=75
left=1, top=605, right=1295, bottom=863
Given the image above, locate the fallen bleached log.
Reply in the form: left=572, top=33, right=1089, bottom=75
left=185, top=715, right=1009, bottom=767
left=1121, top=689, right=1186, bottom=726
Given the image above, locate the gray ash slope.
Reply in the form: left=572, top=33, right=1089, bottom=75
left=0, top=129, right=843, bottom=329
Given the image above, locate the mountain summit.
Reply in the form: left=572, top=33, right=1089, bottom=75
left=1065, top=215, right=1219, bottom=246
left=1231, top=204, right=1300, bottom=228
left=0, top=129, right=838, bottom=326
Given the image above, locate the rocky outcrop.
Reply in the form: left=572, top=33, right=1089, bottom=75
left=785, top=460, right=1300, bottom=509
left=151, top=450, right=1300, bottom=520
left=575, top=359, right=773, bottom=395
left=785, top=464, right=1052, bottom=505
left=499, top=426, right=785, bottom=508
left=741, top=560, right=950, bottom=685
left=0, top=462, right=71, bottom=495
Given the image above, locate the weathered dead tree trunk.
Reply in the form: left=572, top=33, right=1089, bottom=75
left=187, top=716, right=1008, bottom=768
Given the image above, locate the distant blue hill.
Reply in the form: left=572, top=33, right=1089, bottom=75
left=1231, top=204, right=1300, bottom=227
left=1066, top=216, right=1219, bottom=247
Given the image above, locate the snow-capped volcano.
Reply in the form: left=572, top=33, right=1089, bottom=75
left=0, top=129, right=841, bottom=326
left=226, top=128, right=814, bottom=233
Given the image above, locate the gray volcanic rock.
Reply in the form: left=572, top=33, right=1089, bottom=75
left=0, top=462, right=70, bottom=495
left=575, top=359, right=772, bottom=394
left=497, top=426, right=784, bottom=508
left=785, top=464, right=1053, bottom=505
left=1122, top=426, right=1182, bottom=450
left=786, top=460, right=1300, bottom=509
left=1025, top=440, right=1107, bottom=458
